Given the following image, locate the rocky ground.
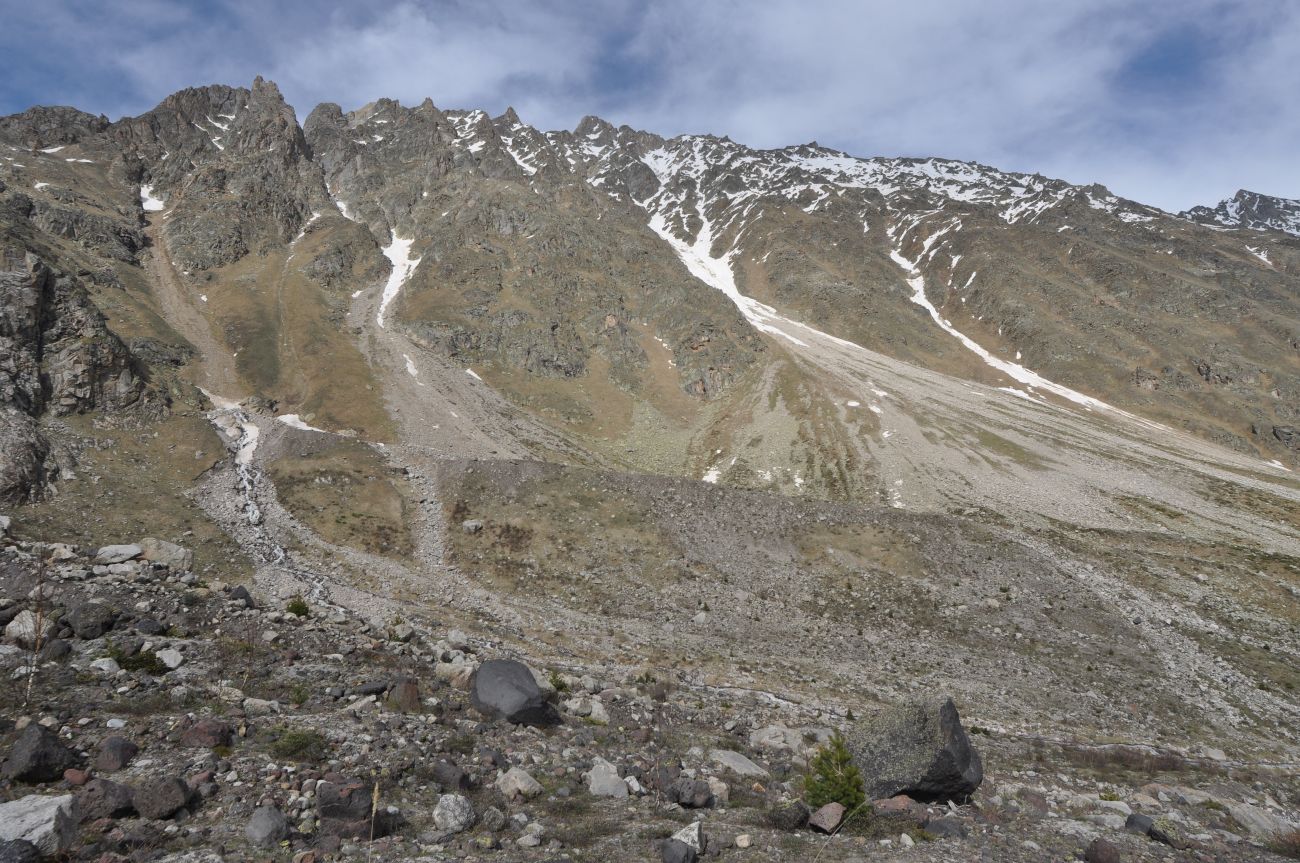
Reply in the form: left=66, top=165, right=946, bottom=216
left=1, top=530, right=1298, bottom=863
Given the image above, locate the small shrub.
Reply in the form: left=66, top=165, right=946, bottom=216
left=548, top=670, right=570, bottom=693
left=1268, top=830, right=1300, bottom=860
left=109, top=646, right=168, bottom=676
left=268, top=727, right=330, bottom=762
left=286, top=595, right=310, bottom=617
left=1099, top=791, right=1121, bottom=801
left=802, top=733, right=866, bottom=812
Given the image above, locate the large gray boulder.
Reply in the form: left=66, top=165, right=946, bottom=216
left=245, top=805, right=289, bottom=846
left=0, top=794, right=77, bottom=855
left=846, top=697, right=982, bottom=803
left=469, top=659, right=560, bottom=726
left=139, top=538, right=192, bottom=571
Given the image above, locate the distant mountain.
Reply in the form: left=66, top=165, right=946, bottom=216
left=1182, top=189, right=1300, bottom=237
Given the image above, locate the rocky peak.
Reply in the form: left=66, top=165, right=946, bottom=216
left=1181, top=189, right=1300, bottom=237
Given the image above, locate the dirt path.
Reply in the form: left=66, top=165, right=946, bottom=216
left=142, top=222, right=241, bottom=399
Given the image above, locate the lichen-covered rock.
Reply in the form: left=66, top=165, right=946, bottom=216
left=846, top=697, right=983, bottom=803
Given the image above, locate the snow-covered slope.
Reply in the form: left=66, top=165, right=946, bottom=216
left=1181, top=189, right=1300, bottom=237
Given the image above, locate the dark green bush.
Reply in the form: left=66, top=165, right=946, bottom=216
left=803, top=733, right=866, bottom=812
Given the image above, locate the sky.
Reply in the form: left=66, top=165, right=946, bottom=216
left=2, top=0, right=1297, bottom=212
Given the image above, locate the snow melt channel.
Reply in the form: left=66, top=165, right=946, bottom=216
left=377, top=236, right=420, bottom=328
left=647, top=206, right=808, bottom=348
left=889, top=248, right=1132, bottom=416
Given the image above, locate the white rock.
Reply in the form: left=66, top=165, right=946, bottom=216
left=90, top=658, right=121, bottom=674
left=710, top=748, right=769, bottom=778
left=671, top=821, right=703, bottom=851
left=585, top=757, right=628, bottom=798
left=496, top=766, right=543, bottom=800
left=1227, top=802, right=1295, bottom=839
left=3, top=610, right=51, bottom=648
left=899, top=832, right=915, bottom=848
left=0, top=793, right=77, bottom=854
left=433, top=794, right=475, bottom=833
left=155, top=648, right=184, bottom=670
left=95, top=544, right=142, bottom=564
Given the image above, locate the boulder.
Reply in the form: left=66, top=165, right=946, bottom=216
left=496, top=766, right=543, bottom=800
left=132, top=775, right=190, bottom=819
left=245, top=805, right=289, bottom=846
left=3, top=610, right=51, bottom=649
left=433, top=794, right=475, bottom=833
left=155, top=648, right=184, bottom=670
left=94, top=735, right=138, bottom=772
left=0, top=840, right=41, bottom=863
left=469, top=659, right=560, bottom=726
left=386, top=676, right=420, bottom=712
left=846, top=697, right=982, bottom=803
left=0, top=794, right=77, bottom=855
left=1226, top=801, right=1296, bottom=840
left=809, top=802, right=846, bottom=834
left=667, top=777, right=713, bottom=809
left=660, top=839, right=697, bottom=863
left=710, top=748, right=769, bottom=778
left=66, top=601, right=117, bottom=639
left=139, top=538, right=192, bottom=571
left=586, top=757, right=628, bottom=798
left=1085, top=837, right=1122, bottom=863
left=316, top=777, right=394, bottom=838
left=432, top=760, right=471, bottom=793
left=180, top=718, right=233, bottom=748
left=1125, top=812, right=1175, bottom=846
left=76, top=778, right=135, bottom=819
left=2, top=724, right=78, bottom=783
left=94, top=544, right=142, bottom=565
left=671, top=821, right=704, bottom=852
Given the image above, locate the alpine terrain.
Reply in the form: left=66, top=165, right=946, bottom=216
left=0, top=79, right=1297, bottom=863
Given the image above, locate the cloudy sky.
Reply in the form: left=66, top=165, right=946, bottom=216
left=3, top=0, right=1297, bottom=211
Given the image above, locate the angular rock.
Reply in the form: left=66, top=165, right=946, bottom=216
left=76, top=778, right=135, bottom=820
left=766, top=800, right=810, bottom=831
left=496, top=766, right=543, bottom=800
left=3, top=610, right=51, bottom=649
left=179, top=718, right=233, bottom=748
left=0, top=839, right=41, bottom=863
left=667, top=777, right=713, bottom=809
left=1226, top=801, right=1295, bottom=840
left=154, top=648, right=184, bottom=670
left=132, top=775, right=190, bottom=819
left=66, top=601, right=117, bottom=639
left=809, top=802, right=846, bottom=834
left=317, top=779, right=372, bottom=821
left=245, top=805, right=289, bottom=846
left=469, top=659, right=560, bottom=726
left=385, top=676, right=420, bottom=712
left=586, top=756, right=628, bottom=798
left=1085, top=837, right=1121, bottom=863
left=432, top=759, right=470, bottom=793
left=709, top=748, right=769, bottom=778
left=2, top=724, right=77, bottom=783
left=0, top=794, right=76, bottom=856
left=94, top=544, right=142, bottom=565
left=661, top=838, right=697, bottom=863
left=847, top=697, right=982, bottom=803
left=139, top=538, right=192, bottom=571
left=433, top=794, right=475, bottom=833
left=94, top=735, right=138, bottom=772
left=671, top=821, right=704, bottom=852
left=89, top=657, right=121, bottom=674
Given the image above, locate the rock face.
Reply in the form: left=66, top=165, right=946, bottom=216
left=0, top=794, right=77, bottom=855
left=469, top=659, right=561, bottom=726
left=0, top=253, right=144, bottom=418
left=1, top=725, right=78, bottom=783
left=846, top=697, right=983, bottom=803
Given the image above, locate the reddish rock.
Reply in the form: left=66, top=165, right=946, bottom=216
left=64, top=767, right=91, bottom=786
left=1085, top=838, right=1122, bottom=863
left=871, top=794, right=929, bottom=826
left=808, top=802, right=846, bottom=834
left=179, top=719, right=233, bottom=748
left=94, top=736, right=138, bottom=773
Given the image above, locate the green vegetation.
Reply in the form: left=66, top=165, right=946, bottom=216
left=286, top=594, right=310, bottom=617
left=108, top=645, right=168, bottom=676
left=802, top=733, right=866, bottom=812
left=267, top=726, right=330, bottom=762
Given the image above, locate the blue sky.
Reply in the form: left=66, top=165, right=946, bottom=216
left=3, top=0, right=1297, bottom=211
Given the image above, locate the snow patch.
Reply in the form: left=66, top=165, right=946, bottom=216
left=140, top=184, right=165, bottom=212
left=377, top=235, right=421, bottom=328
left=39, top=146, right=65, bottom=153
